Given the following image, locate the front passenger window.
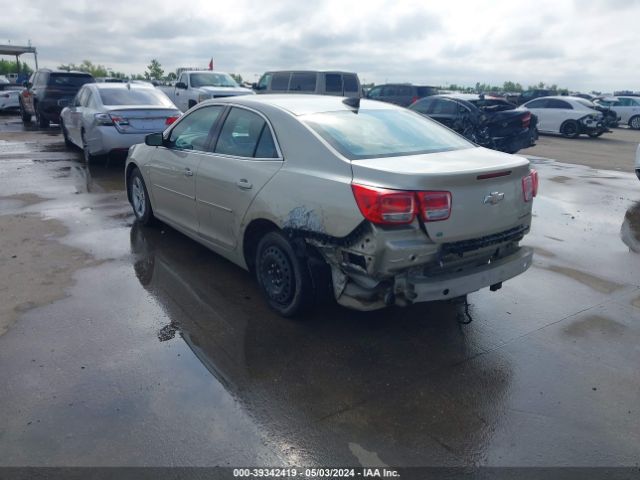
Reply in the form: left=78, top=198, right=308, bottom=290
left=167, top=106, right=223, bottom=151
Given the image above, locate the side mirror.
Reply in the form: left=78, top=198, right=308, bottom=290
left=175, top=82, right=187, bottom=89
left=145, top=132, right=164, bottom=147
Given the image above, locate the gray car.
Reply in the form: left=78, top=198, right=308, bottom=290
left=125, top=95, right=536, bottom=316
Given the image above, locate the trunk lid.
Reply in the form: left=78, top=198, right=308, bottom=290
left=350, top=147, right=532, bottom=243
left=104, top=106, right=180, bottom=133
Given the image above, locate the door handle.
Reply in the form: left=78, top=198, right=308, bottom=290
left=236, top=179, right=253, bottom=190
left=184, top=168, right=193, bottom=177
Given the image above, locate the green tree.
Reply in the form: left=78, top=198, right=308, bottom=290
left=229, top=73, right=243, bottom=84
left=145, top=59, right=164, bottom=81
left=502, top=81, right=523, bottom=92
left=0, top=59, right=33, bottom=75
left=58, top=60, right=108, bottom=77
left=166, top=72, right=177, bottom=82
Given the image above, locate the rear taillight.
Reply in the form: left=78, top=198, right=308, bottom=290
left=351, top=184, right=416, bottom=225
left=110, top=115, right=130, bottom=126
left=351, top=184, right=452, bottom=225
left=165, top=115, right=179, bottom=126
left=417, top=191, right=452, bottom=222
left=522, top=112, right=531, bottom=128
left=94, top=113, right=113, bottom=126
left=522, top=169, right=538, bottom=202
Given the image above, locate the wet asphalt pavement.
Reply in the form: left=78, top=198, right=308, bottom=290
left=0, top=113, right=639, bottom=467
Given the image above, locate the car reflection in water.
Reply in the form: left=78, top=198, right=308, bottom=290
left=129, top=222, right=513, bottom=464
left=621, top=201, right=640, bottom=253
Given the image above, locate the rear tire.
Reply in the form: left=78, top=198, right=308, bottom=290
left=255, top=231, right=314, bottom=317
left=81, top=130, right=97, bottom=163
left=629, top=115, right=640, bottom=130
left=560, top=120, right=579, bottom=138
left=19, top=101, right=31, bottom=123
left=128, top=168, right=155, bottom=226
left=61, top=120, right=74, bottom=148
left=35, top=104, right=49, bottom=128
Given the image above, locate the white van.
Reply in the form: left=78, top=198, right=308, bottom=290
left=254, top=70, right=362, bottom=97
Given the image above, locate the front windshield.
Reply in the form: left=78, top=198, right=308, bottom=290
left=303, top=109, right=473, bottom=160
left=190, top=73, right=239, bottom=88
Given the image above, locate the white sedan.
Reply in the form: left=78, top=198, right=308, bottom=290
left=0, top=88, right=20, bottom=111
left=596, top=96, right=640, bottom=129
left=523, top=96, right=606, bottom=138
left=60, top=83, right=181, bottom=162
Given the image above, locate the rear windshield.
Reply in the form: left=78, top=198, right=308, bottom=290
left=48, top=74, right=94, bottom=87
left=303, top=109, right=473, bottom=160
left=190, top=73, right=238, bottom=88
left=99, top=88, right=175, bottom=107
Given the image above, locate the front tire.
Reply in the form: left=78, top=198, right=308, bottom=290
left=560, top=120, right=579, bottom=138
left=629, top=115, right=640, bottom=130
left=128, top=168, right=155, bottom=226
left=255, top=231, right=313, bottom=317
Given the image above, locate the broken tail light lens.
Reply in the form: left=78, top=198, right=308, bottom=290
left=417, top=191, right=452, bottom=222
left=351, top=184, right=416, bottom=225
left=522, top=169, right=538, bottom=202
left=522, top=112, right=531, bottom=129
left=110, top=115, right=130, bottom=126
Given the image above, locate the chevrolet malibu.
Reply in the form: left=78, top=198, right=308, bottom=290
left=125, top=95, right=537, bottom=316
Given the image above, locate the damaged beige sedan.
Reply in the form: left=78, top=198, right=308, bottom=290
left=125, top=95, right=537, bottom=316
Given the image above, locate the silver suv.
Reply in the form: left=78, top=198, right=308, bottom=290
left=125, top=95, right=536, bottom=316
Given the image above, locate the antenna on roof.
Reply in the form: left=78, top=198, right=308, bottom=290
left=343, top=97, right=360, bottom=111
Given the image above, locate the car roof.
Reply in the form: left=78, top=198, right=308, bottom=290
left=436, top=93, right=503, bottom=101
left=263, top=70, right=358, bottom=75
left=201, top=94, right=399, bottom=116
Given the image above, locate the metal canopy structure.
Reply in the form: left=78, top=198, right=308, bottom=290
left=0, top=44, right=39, bottom=73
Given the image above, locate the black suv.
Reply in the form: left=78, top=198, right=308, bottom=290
left=366, top=83, right=437, bottom=107
left=19, top=70, right=95, bottom=127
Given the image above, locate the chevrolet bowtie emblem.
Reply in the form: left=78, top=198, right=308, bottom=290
left=484, top=191, right=505, bottom=205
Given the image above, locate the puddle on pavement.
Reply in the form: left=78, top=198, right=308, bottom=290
left=540, top=265, right=625, bottom=294
left=549, top=175, right=571, bottom=184
left=621, top=202, right=640, bottom=253
left=563, top=315, right=626, bottom=337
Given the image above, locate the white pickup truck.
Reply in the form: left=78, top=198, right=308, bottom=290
left=160, top=71, right=254, bottom=112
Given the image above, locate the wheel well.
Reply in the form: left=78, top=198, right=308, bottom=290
left=125, top=163, right=140, bottom=203
left=243, top=219, right=280, bottom=272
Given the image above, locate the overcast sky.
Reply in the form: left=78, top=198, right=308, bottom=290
left=1, top=0, right=638, bottom=91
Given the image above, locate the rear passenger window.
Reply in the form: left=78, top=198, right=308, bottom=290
left=547, top=99, right=571, bottom=109
left=343, top=74, right=358, bottom=93
left=270, top=73, right=290, bottom=91
left=215, top=108, right=277, bottom=158
left=397, top=86, right=413, bottom=96
left=289, top=73, right=316, bottom=92
left=325, top=74, right=342, bottom=94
